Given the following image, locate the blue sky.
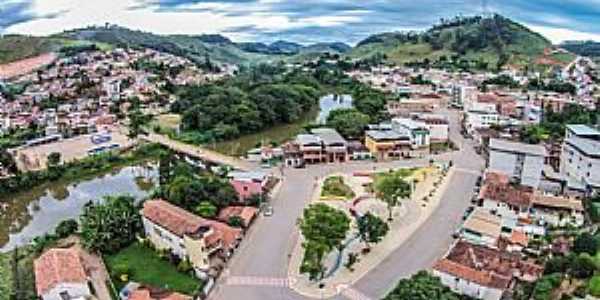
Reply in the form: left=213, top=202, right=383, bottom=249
left=1, top=0, right=600, bottom=45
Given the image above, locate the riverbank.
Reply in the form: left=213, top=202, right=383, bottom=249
left=0, top=143, right=164, bottom=201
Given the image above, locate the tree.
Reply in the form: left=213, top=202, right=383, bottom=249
left=195, top=201, right=218, bottom=218
left=374, top=173, right=412, bottom=220
left=326, top=108, right=370, bottom=139
left=573, top=232, right=598, bottom=255
left=47, top=152, right=61, bottom=167
left=79, top=195, right=141, bottom=253
left=227, top=216, right=244, bottom=228
left=383, top=271, right=463, bottom=300
left=357, top=212, right=389, bottom=248
left=55, top=219, right=78, bottom=238
left=127, top=108, right=151, bottom=140
left=298, top=203, right=350, bottom=281
left=569, top=254, right=597, bottom=279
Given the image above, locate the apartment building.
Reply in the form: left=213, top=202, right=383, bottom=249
left=488, top=139, right=546, bottom=188
left=560, top=124, right=600, bottom=193
left=364, top=129, right=412, bottom=161
left=391, top=118, right=431, bottom=153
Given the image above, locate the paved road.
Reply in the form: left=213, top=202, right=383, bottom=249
left=211, top=109, right=485, bottom=300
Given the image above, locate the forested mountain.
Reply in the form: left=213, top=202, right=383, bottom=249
left=350, top=14, right=554, bottom=69
left=561, top=41, right=600, bottom=58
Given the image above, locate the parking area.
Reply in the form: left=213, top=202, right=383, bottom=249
left=14, top=129, right=132, bottom=171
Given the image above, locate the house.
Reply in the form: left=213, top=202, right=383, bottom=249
left=560, top=124, right=600, bottom=193
left=433, top=241, right=542, bottom=300
left=386, top=98, right=436, bottom=116
left=410, top=113, right=449, bottom=144
left=452, top=85, right=477, bottom=108
left=488, top=139, right=546, bottom=188
left=503, top=230, right=529, bottom=253
left=217, top=206, right=258, bottom=228
left=310, top=128, right=348, bottom=163
left=282, top=142, right=303, bottom=168
left=295, top=133, right=323, bottom=164
left=479, top=172, right=534, bottom=223
left=228, top=170, right=270, bottom=202
left=364, top=129, right=411, bottom=161
left=141, top=200, right=242, bottom=278
left=34, top=247, right=91, bottom=300
left=530, top=193, right=584, bottom=227
left=391, top=118, right=431, bottom=155
left=463, top=102, right=500, bottom=135
left=461, top=208, right=502, bottom=248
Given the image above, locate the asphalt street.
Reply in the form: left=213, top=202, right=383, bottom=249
left=210, top=109, right=485, bottom=300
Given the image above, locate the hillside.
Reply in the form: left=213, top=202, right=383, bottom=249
left=561, top=41, right=600, bottom=58
left=350, top=14, right=552, bottom=69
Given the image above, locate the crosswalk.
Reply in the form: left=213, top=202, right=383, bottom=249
left=224, top=276, right=294, bottom=287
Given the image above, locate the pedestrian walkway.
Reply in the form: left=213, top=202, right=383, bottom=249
left=338, top=285, right=373, bottom=300
left=224, top=276, right=294, bottom=287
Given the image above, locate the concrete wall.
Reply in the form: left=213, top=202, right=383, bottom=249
left=143, top=217, right=187, bottom=258
left=561, top=143, right=600, bottom=188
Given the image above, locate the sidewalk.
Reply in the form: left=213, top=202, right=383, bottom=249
left=287, top=166, right=455, bottom=298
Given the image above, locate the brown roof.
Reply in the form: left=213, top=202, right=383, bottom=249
left=142, top=199, right=207, bottom=237
left=218, top=206, right=258, bottom=227
left=463, top=208, right=502, bottom=238
left=142, top=199, right=242, bottom=251
left=129, top=286, right=192, bottom=300
left=479, top=172, right=534, bottom=208
left=434, top=241, right=542, bottom=289
left=510, top=231, right=529, bottom=247
left=532, top=194, right=583, bottom=212
left=34, top=247, right=88, bottom=295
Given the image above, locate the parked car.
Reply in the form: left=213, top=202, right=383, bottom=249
left=263, top=205, right=274, bottom=216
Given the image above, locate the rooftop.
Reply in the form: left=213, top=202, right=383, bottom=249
left=489, top=138, right=546, bottom=157
left=566, top=124, right=600, bottom=137
left=310, top=128, right=347, bottom=145
left=532, top=193, right=583, bottom=212
left=566, top=136, right=600, bottom=157
left=142, top=199, right=208, bottom=238
left=392, top=117, right=428, bottom=130
left=479, top=172, right=534, bottom=208
left=365, top=130, right=410, bottom=141
left=34, top=247, right=88, bottom=296
left=462, top=208, right=502, bottom=238
left=296, top=134, right=321, bottom=146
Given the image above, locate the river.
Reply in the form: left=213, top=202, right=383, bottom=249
left=209, top=94, right=353, bottom=156
left=0, top=164, right=158, bottom=252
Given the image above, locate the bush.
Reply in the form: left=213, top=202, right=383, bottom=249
left=54, top=219, right=78, bottom=238
left=589, top=276, right=600, bottom=297
left=573, top=233, right=598, bottom=255
left=177, top=259, right=193, bottom=273
left=569, top=254, right=597, bottom=279
left=227, top=216, right=245, bottom=228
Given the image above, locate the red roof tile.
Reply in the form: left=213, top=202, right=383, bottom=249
left=480, top=172, right=534, bottom=208
left=142, top=199, right=207, bottom=237
left=34, top=247, right=88, bottom=295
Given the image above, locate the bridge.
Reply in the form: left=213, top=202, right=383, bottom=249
left=141, top=133, right=255, bottom=171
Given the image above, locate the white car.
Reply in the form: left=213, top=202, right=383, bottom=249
left=263, top=205, right=274, bottom=216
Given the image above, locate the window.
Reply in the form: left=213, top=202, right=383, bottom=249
left=243, top=186, right=248, bottom=192
left=59, top=291, right=71, bottom=300
left=154, top=228, right=162, bottom=237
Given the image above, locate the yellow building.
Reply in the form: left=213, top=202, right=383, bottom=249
left=365, top=130, right=411, bottom=161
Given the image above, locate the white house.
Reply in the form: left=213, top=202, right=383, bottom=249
left=34, top=248, right=91, bottom=300
left=560, top=124, right=600, bottom=193
left=141, top=199, right=242, bottom=278
left=391, top=117, right=431, bottom=153
left=463, top=102, right=500, bottom=135
left=530, top=193, right=584, bottom=227
left=411, top=113, right=449, bottom=143
left=488, top=139, right=546, bottom=188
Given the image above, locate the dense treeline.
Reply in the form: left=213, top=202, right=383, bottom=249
left=172, top=62, right=391, bottom=143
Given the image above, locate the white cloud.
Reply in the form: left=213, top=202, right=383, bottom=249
left=528, top=24, right=600, bottom=44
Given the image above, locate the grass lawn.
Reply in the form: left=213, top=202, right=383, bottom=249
left=321, top=176, right=355, bottom=200
left=105, top=242, right=202, bottom=295
left=0, top=252, right=12, bottom=300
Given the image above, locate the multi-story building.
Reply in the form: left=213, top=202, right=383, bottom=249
left=488, top=138, right=546, bottom=188
left=391, top=118, right=431, bottom=155
left=311, top=128, right=348, bottom=163
left=364, top=129, right=412, bottom=161
left=560, top=124, right=600, bottom=193
left=410, top=113, right=449, bottom=144
left=452, top=85, right=477, bottom=108
left=141, top=200, right=242, bottom=278
left=463, top=102, right=500, bottom=135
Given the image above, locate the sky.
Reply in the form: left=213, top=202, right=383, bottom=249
left=1, top=0, right=600, bottom=45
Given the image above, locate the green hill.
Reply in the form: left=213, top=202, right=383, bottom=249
left=0, top=35, right=113, bottom=64
left=561, top=41, right=600, bottom=58
left=350, top=14, right=552, bottom=69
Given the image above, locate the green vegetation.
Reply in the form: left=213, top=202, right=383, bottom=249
left=0, top=35, right=111, bottom=64
left=357, top=212, right=389, bottom=248
left=374, top=170, right=413, bottom=220
left=105, top=242, right=202, bottom=295
left=589, top=276, right=600, bottom=297
left=531, top=273, right=562, bottom=300
left=561, top=41, right=600, bottom=58
left=321, top=176, right=355, bottom=200
left=383, top=271, right=466, bottom=300
left=350, top=14, right=551, bottom=70
left=0, top=246, right=37, bottom=300
left=298, top=203, right=350, bottom=281
left=325, top=108, right=370, bottom=139
left=521, top=104, right=599, bottom=144
left=0, top=143, right=165, bottom=201
left=80, top=195, right=141, bottom=254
